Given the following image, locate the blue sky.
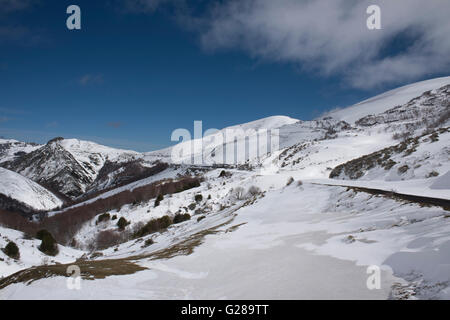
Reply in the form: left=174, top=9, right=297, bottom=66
left=0, top=0, right=449, bottom=151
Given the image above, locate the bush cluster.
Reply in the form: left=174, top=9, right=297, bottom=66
left=117, top=217, right=130, bottom=231
left=37, top=229, right=59, bottom=256
left=0, top=176, right=202, bottom=246
left=96, top=213, right=111, bottom=224
left=133, top=215, right=172, bottom=238
left=173, top=213, right=191, bottom=224
left=3, top=241, right=20, bottom=259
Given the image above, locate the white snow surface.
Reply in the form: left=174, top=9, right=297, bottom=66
left=144, top=115, right=299, bottom=164
left=0, top=167, right=62, bottom=211
left=0, top=226, right=84, bottom=277
left=0, top=139, right=41, bottom=164
left=3, top=179, right=450, bottom=299
left=431, top=171, right=450, bottom=190
left=324, top=76, right=450, bottom=124
left=0, top=77, right=449, bottom=299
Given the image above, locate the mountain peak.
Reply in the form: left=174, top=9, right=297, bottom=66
left=46, top=137, right=65, bottom=145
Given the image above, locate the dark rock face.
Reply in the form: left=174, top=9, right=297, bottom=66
left=1, top=138, right=171, bottom=204
left=2, top=141, right=93, bottom=199
left=85, top=160, right=169, bottom=196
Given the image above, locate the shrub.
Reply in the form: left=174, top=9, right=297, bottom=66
left=173, top=213, right=191, bottom=224
left=144, top=238, right=154, bottom=247
left=397, top=165, right=409, bottom=174
left=133, top=215, right=172, bottom=238
left=426, top=171, right=439, bottom=178
left=36, top=229, right=53, bottom=241
left=286, top=177, right=294, bottom=186
left=194, top=194, right=203, bottom=203
left=96, top=213, right=111, bottom=224
left=219, top=170, right=232, bottom=178
left=197, top=216, right=206, bottom=222
left=188, top=203, right=197, bottom=210
left=174, top=179, right=201, bottom=193
left=117, top=217, right=130, bottom=231
left=392, top=132, right=411, bottom=141
left=232, top=187, right=246, bottom=200
left=207, top=195, right=211, bottom=200
left=430, top=132, right=439, bottom=142
left=297, top=180, right=303, bottom=186
left=96, top=230, right=122, bottom=250
left=247, top=186, right=261, bottom=197
left=3, top=241, right=20, bottom=259
left=155, top=194, right=164, bottom=207
left=111, top=215, right=117, bottom=220
left=38, top=231, right=59, bottom=256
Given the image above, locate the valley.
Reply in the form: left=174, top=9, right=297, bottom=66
left=0, top=76, right=449, bottom=299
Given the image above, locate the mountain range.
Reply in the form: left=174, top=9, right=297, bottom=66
left=0, top=76, right=449, bottom=299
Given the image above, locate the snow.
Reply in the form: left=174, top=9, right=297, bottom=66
left=321, top=129, right=450, bottom=199
left=59, top=138, right=140, bottom=182
left=277, top=126, right=398, bottom=179
left=0, top=139, right=41, bottom=164
left=0, top=77, right=450, bottom=299
left=430, top=171, right=450, bottom=190
left=0, top=226, right=83, bottom=278
left=6, top=181, right=450, bottom=299
left=144, top=115, right=299, bottom=165
left=60, top=139, right=139, bottom=163
left=0, top=167, right=62, bottom=211
left=48, top=166, right=182, bottom=217
left=324, top=76, right=450, bottom=124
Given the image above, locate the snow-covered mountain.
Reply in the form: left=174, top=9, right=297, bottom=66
left=1, top=137, right=140, bottom=199
left=323, top=76, right=450, bottom=124
left=355, top=84, right=449, bottom=131
left=0, top=167, right=62, bottom=211
left=144, top=115, right=299, bottom=165
left=0, top=139, right=41, bottom=164
left=0, top=76, right=449, bottom=300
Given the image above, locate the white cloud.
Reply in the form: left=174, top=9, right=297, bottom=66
left=198, top=0, right=450, bottom=89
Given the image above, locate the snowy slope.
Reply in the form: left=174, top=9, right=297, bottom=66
left=1, top=77, right=450, bottom=299
left=0, top=167, right=62, bottom=211
left=60, top=139, right=139, bottom=167
left=326, top=128, right=450, bottom=199
left=3, top=180, right=450, bottom=299
left=324, top=76, right=450, bottom=124
left=431, top=171, right=450, bottom=190
left=0, top=226, right=83, bottom=278
left=144, top=115, right=299, bottom=165
left=0, top=139, right=41, bottom=164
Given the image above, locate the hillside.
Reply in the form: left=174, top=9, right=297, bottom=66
left=1, top=138, right=141, bottom=200
left=324, top=76, right=450, bottom=124
left=0, top=167, right=62, bottom=211
left=0, top=76, right=449, bottom=300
